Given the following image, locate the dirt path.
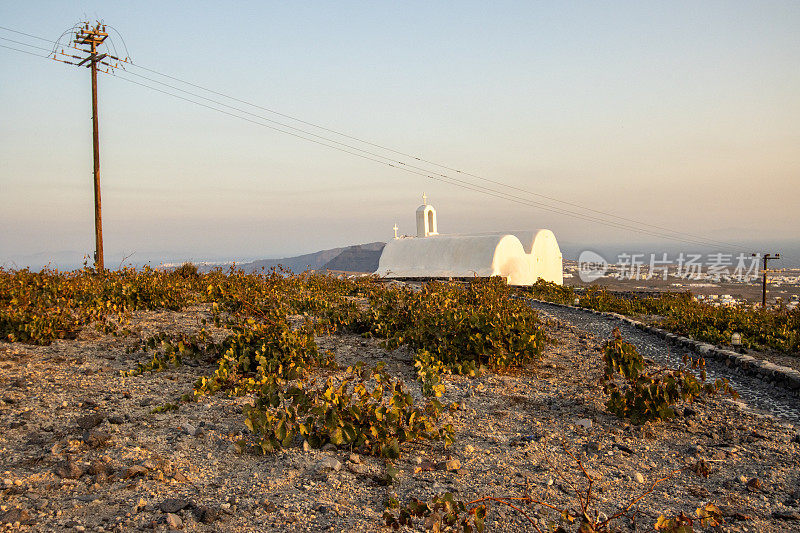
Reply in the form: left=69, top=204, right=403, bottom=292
left=1, top=307, right=799, bottom=531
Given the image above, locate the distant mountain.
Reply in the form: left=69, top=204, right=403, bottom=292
left=233, top=242, right=385, bottom=274
left=321, top=242, right=385, bottom=272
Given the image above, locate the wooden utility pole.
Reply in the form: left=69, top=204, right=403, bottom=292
left=754, top=253, right=781, bottom=307
left=75, top=23, right=109, bottom=271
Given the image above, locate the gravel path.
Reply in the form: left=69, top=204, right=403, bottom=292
left=3, top=304, right=800, bottom=531
left=530, top=300, right=800, bottom=427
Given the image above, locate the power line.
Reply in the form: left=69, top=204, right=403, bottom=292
left=0, top=24, right=742, bottom=250
left=105, top=70, right=744, bottom=249
left=0, top=25, right=778, bottom=256
left=122, top=61, right=745, bottom=250
left=109, top=69, right=743, bottom=249
left=0, top=42, right=48, bottom=57
left=0, top=34, right=749, bottom=249
left=0, top=36, right=51, bottom=53
left=0, top=25, right=56, bottom=43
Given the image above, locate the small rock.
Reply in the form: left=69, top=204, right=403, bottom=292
left=87, top=462, right=108, bottom=476
left=134, top=498, right=148, bottom=513
left=318, top=456, right=341, bottom=472
left=83, top=429, right=110, bottom=448
left=302, top=440, right=312, bottom=452
left=738, top=474, right=748, bottom=484
left=123, top=465, right=149, bottom=479
left=634, top=472, right=645, bottom=484
left=687, top=444, right=704, bottom=456
left=585, top=441, right=602, bottom=453
left=575, top=418, right=592, bottom=429
left=585, top=470, right=603, bottom=481
left=348, top=463, right=369, bottom=475
left=0, top=508, right=31, bottom=525
left=192, top=506, right=218, bottom=524
left=321, top=443, right=337, bottom=452
left=160, top=498, right=191, bottom=514
left=76, top=413, right=104, bottom=430
left=165, top=512, right=183, bottom=530
left=464, top=445, right=474, bottom=454
left=180, top=422, right=198, bottom=436
left=56, top=460, right=85, bottom=480
left=444, top=459, right=461, bottom=472
left=348, top=453, right=361, bottom=464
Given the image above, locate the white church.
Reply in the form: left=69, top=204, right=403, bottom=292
left=375, top=196, right=563, bottom=286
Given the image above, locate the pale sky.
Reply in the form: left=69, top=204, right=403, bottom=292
left=1, top=1, right=799, bottom=268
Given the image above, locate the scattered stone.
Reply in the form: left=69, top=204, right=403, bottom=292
left=83, top=428, right=110, bottom=447
left=348, top=463, right=369, bottom=475
left=192, top=506, right=218, bottom=524
left=180, top=422, right=198, bottom=436
left=165, top=512, right=183, bottom=530
left=464, top=445, right=474, bottom=454
left=585, top=470, right=603, bottom=481
left=76, top=413, right=104, bottom=430
left=634, top=472, right=645, bottom=484
left=0, top=508, right=31, bottom=525
left=123, top=465, right=149, bottom=479
left=87, top=461, right=108, bottom=476
left=160, top=498, right=192, bottom=514
left=318, top=456, right=342, bottom=472
left=56, top=460, right=85, bottom=480
left=613, top=443, right=634, bottom=454
left=575, top=418, right=592, bottom=429
left=134, top=498, right=148, bottom=513
left=322, top=443, right=338, bottom=452
left=348, top=453, right=361, bottom=464
left=444, top=459, right=461, bottom=472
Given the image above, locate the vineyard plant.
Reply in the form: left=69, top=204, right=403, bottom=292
left=529, top=280, right=800, bottom=353
left=0, top=267, right=544, bottom=461
left=2, top=267, right=778, bottom=531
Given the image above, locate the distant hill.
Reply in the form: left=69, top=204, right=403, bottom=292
left=321, top=242, right=386, bottom=272
left=234, top=242, right=385, bottom=274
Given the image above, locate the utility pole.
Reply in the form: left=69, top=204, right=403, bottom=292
left=754, top=253, right=781, bottom=308
left=74, top=23, right=109, bottom=271
left=52, top=22, right=127, bottom=271
left=52, top=22, right=128, bottom=271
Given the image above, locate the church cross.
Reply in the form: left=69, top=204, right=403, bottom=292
left=393, top=223, right=399, bottom=239
left=422, top=192, right=427, bottom=205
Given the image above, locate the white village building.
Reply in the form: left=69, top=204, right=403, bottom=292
left=375, top=196, right=563, bottom=286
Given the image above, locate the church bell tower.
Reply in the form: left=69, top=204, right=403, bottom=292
left=416, top=193, right=438, bottom=237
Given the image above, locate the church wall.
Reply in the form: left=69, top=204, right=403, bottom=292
left=377, top=234, right=512, bottom=279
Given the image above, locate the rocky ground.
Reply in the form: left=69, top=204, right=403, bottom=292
left=1, top=305, right=800, bottom=532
